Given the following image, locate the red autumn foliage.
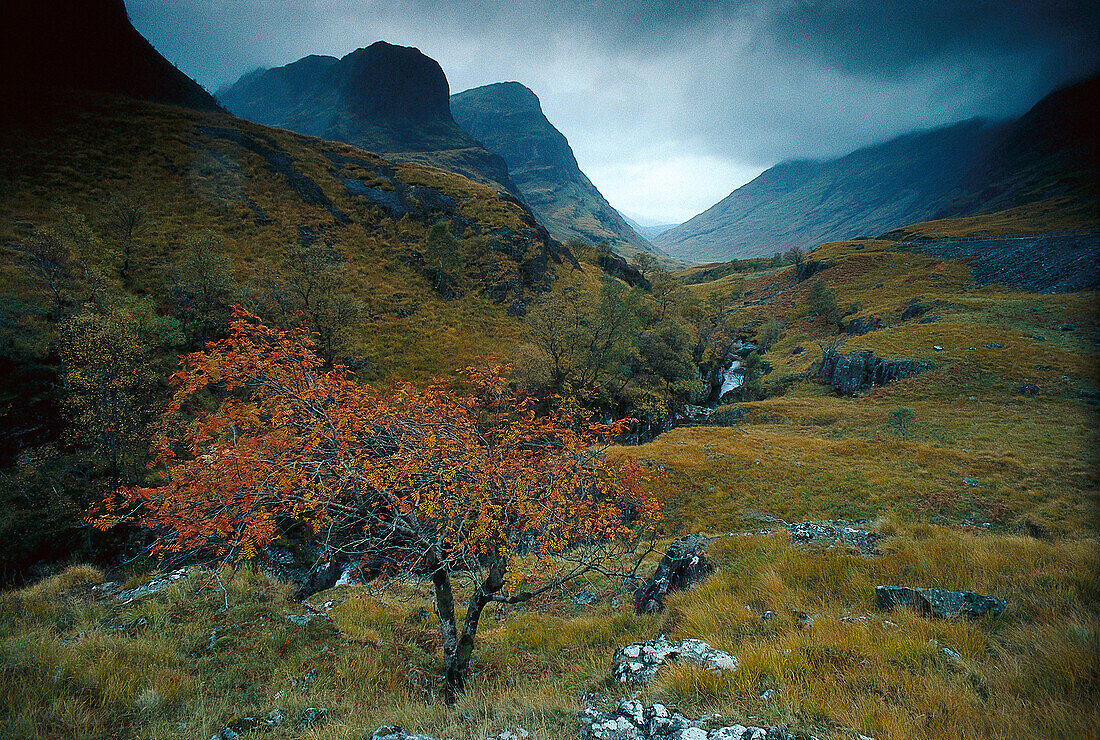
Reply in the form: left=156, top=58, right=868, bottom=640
left=93, top=307, right=660, bottom=699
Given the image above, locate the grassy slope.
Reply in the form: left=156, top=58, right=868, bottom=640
left=0, top=90, right=541, bottom=382
left=1, top=146, right=1098, bottom=738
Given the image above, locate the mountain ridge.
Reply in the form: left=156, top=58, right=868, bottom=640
left=655, top=72, right=1100, bottom=262
left=450, top=81, right=661, bottom=258
left=218, top=42, right=520, bottom=196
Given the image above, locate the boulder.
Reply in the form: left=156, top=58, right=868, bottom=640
left=612, top=636, right=737, bottom=684
left=844, top=315, right=882, bottom=336
left=371, top=727, right=442, bottom=740
left=817, top=349, right=927, bottom=396
left=580, top=701, right=793, bottom=740
left=634, top=536, right=714, bottom=613
left=875, top=586, right=1006, bottom=620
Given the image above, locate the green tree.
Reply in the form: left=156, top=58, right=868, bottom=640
left=807, top=278, right=841, bottom=329
left=167, top=231, right=236, bottom=346
left=889, top=407, right=916, bottom=439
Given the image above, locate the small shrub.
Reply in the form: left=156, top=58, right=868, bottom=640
left=889, top=407, right=916, bottom=439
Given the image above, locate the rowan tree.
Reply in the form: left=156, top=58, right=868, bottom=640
left=94, top=308, right=660, bottom=701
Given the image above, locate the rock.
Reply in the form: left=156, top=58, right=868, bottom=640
left=788, top=520, right=879, bottom=555
left=961, top=477, right=980, bottom=487
left=760, top=689, right=776, bottom=701
left=116, top=568, right=190, bottom=602
left=297, top=707, right=328, bottom=729
left=210, top=729, right=241, bottom=740
left=580, top=702, right=791, bottom=740
left=612, top=636, right=737, bottom=685
left=1060, top=322, right=1075, bottom=331
left=932, top=345, right=944, bottom=351
left=875, top=586, right=1006, bottom=620
left=790, top=346, right=804, bottom=355
left=679, top=405, right=714, bottom=425
left=371, top=726, right=441, bottom=740
left=845, top=315, right=882, bottom=336
left=285, top=614, right=312, bottom=625
left=983, top=342, right=1004, bottom=348
left=1016, top=383, right=1040, bottom=396
left=919, top=313, right=941, bottom=324
left=900, top=300, right=929, bottom=321
left=573, top=589, right=598, bottom=605
left=487, top=729, right=529, bottom=740
left=634, top=536, right=714, bottom=614
left=816, top=349, right=928, bottom=396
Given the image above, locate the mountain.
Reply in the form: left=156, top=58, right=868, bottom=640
left=656, top=72, right=1100, bottom=262
left=1, top=0, right=218, bottom=111
left=654, top=119, right=1006, bottom=261
left=622, top=214, right=678, bottom=241
left=450, top=82, right=659, bottom=258
left=218, top=42, right=519, bottom=195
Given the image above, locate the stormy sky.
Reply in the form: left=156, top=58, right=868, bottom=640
left=127, top=0, right=1100, bottom=224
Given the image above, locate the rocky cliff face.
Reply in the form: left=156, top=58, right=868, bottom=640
left=450, top=82, right=659, bottom=258
left=219, top=42, right=519, bottom=194
left=2, top=0, right=218, bottom=110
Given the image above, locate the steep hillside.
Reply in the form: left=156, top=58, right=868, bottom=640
left=656, top=72, right=1100, bottom=262
left=1, top=0, right=218, bottom=111
left=0, top=87, right=571, bottom=581
left=218, top=42, right=519, bottom=195
left=654, top=119, right=1005, bottom=261
left=451, top=82, right=659, bottom=259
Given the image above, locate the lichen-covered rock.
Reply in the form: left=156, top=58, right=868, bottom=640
left=875, top=586, right=1006, bottom=619
left=580, top=702, right=793, bottom=740
left=787, top=521, right=879, bottom=555
left=371, top=726, right=441, bottom=740
left=612, top=636, right=737, bottom=684
left=116, top=568, right=190, bottom=602
left=634, top=536, right=714, bottom=614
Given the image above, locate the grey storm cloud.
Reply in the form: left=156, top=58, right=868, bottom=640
left=127, top=0, right=1100, bottom=222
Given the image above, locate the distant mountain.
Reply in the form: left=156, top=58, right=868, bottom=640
left=1, top=0, right=218, bottom=111
left=622, top=214, right=678, bottom=241
left=655, top=72, right=1100, bottom=262
left=450, top=82, right=660, bottom=258
left=654, top=119, right=1006, bottom=261
left=218, top=42, right=518, bottom=195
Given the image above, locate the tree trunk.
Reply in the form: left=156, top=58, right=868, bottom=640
left=436, top=553, right=506, bottom=703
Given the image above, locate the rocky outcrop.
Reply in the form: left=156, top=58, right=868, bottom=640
left=788, top=521, right=880, bottom=556
left=612, top=636, right=737, bottom=684
left=581, top=701, right=795, bottom=740
left=634, top=536, right=714, bottom=613
left=844, top=315, right=882, bottom=336
left=875, top=586, right=1006, bottom=620
left=817, top=349, right=928, bottom=396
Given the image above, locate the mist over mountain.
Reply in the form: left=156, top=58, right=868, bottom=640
left=218, top=42, right=519, bottom=194
left=655, top=72, right=1100, bottom=262
left=2, top=0, right=218, bottom=110
left=451, top=82, right=659, bottom=258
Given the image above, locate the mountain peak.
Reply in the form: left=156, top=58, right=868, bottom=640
left=334, top=42, right=452, bottom=122
left=454, top=82, right=542, bottom=113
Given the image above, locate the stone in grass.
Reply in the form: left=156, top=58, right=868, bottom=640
left=875, top=586, right=1006, bottom=620
left=580, top=701, right=794, bottom=740
left=371, top=726, right=442, bottom=740
left=612, top=635, right=737, bottom=685
left=634, top=535, right=714, bottom=614
left=297, top=707, right=328, bottom=729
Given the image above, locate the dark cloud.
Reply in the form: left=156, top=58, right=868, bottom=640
left=125, top=0, right=1100, bottom=222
